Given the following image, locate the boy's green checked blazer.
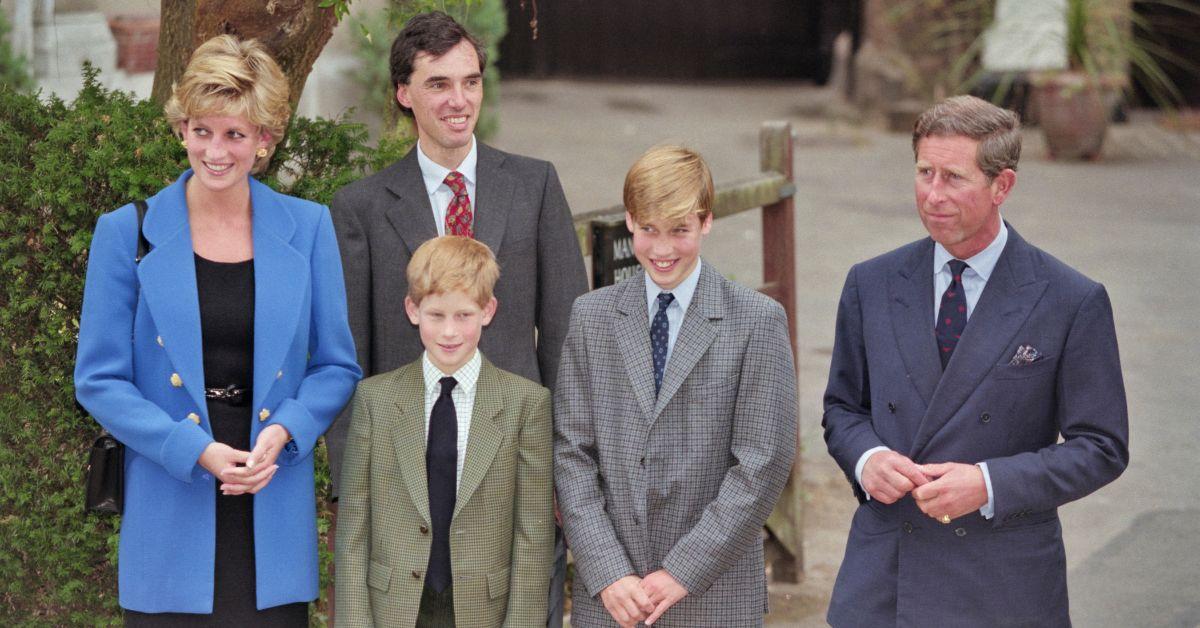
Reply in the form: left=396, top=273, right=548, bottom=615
left=335, top=357, right=554, bottom=627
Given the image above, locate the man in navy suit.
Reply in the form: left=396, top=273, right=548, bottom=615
left=823, top=95, right=1129, bottom=626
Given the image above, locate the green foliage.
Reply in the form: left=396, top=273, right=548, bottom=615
left=1062, top=0, right=1200, bottom=108
left=0, top=66, right=409, bottom=625
left=892, top=0, right=1200, bottom=109
left=884, top=0, right=995, bottom=100
left=0, top=9, right=33, bottom=92
left=349, top=0, right=507, bottom=140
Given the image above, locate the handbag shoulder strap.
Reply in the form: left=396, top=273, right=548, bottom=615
left=133, top=199, right=150, bottom=263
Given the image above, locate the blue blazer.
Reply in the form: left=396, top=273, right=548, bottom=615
left=822, top=225, right=1128, bottom=627
left=74, top=171, right=361, bottom=613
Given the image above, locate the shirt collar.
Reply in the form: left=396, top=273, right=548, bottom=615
left=645, top=258, right=703, bottom=316
left=933, top=218, right=1008, bottom=281
left=416, top=137, right=478, bottom=198
left=421, top=349, right=481, bottom=396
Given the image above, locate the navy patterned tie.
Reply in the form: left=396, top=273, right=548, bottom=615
left=935, top=260, right=969, bottom=369
left=651, top=292, right=675, bottom=395
left=426, top=376, right=457, bottom=592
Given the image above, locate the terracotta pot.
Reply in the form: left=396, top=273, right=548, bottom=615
left=1031, top=72, right=1121, bottom=160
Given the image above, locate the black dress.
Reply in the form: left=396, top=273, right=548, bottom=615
left=126, top=255, right=306, bottom=626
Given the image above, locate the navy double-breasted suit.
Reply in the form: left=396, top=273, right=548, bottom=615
left=823, top=225, right=1129, bottom=626
left=74, top=171, right=361, bottom=613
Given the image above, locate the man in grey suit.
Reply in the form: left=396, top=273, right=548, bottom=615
left=555, top=146, right=796, bottom=627
left=326, top=12, right=587, bottom=626
left=823, top=95, right=1129, bottom=626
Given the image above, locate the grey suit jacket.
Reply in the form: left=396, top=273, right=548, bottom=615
left=335, top=358, right=554, bottom=627
left=554, top=262, right=797, bottom=627
left=823, top=225, right=1129, bottom=627
left=327, top=142, right=587, bottom=494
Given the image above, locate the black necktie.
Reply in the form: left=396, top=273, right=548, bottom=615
left=651, top=292, right=675, bottom=395
left=935, top=260, right=969, bottom=369
left=426, top=376, right=457, bottom=592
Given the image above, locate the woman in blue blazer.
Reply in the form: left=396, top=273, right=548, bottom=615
left=74, top=35, right=360, bottom=624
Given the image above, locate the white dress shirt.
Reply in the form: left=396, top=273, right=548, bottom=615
left=422, top=349, right=481, bottom=491
left=644, top=259, right=703, bottom=368
left=856, top=221, right=1008, bottom=518
left=416, top=137, right=478, bottom=236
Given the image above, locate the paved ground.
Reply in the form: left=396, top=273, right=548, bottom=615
left=492, top=80, right=1200, bottom=627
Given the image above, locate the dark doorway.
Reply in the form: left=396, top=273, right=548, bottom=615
left=499, top=1, right=861, bottom=82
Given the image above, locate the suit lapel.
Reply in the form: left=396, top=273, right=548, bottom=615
left=472, top=143, right=511, bottom=254
left=613, top=273, right=658, bottom=422
left=249, top=178, right=306, bottom=413
left=888, top=240, right=941, bottom=408
left=653, top=262, right=723, bottom=419
left=391, top=364, right=432, bottom=525
left=383, top=149, right=439, bottom=253
left=138, top=175, right=207, bottom=415
left=909, top=228, right=1049, bottom=459
left=453, top=359, right=504, bottom=521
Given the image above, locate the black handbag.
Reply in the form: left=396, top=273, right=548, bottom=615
left=84, top=199, right=150, bottom=515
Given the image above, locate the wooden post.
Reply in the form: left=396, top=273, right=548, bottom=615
left=759, top=121, right=803, bottom=583
left=760, top=121, right=797, bottom=361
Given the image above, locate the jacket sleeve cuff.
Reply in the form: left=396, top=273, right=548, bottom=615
left=267, top=398, right=319, bottom=465
left=161, top=420, right=214, bottom=483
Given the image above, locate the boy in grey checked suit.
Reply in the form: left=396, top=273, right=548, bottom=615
left=336, top=236, right=554, bottom=627
left=554, top=147, right=797, bottom=627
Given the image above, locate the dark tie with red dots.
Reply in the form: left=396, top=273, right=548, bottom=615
left=443, top=171, right=474, bottom=238
left=936, top=259, right=969, bottom=369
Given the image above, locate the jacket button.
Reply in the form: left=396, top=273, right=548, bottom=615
left=170, top=373, right=183, bottom=387
left=259, top=408, right=271, bottom=421
left=411, top=570, right=421, bottom=579
left=981, top=412, right=991, bottom=423
left=955, top=527, right=967, bottom=537
left=420, top=525, right=429, bottom=534
left=156, top=335, right=164, bottom=347
left=276, top=370, right=283, bottom=380
left=186, top=412, right=200, bottom=425
left=888, top=402, right=897, bottom=413
left=902, top=521, right=913, bottom=533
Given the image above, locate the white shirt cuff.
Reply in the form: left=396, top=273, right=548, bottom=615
left=977, top=461, right=995, bottom=519
left=854, top=446, right=891, bottom=500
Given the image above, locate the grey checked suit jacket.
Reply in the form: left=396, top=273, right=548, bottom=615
left=335, top=358, right=554, bottom=627
left=823, top=225, right=1129, bottom=627
left=554, top=262, right=797, bottom=627
left=327, top=143, right=588, bottom=495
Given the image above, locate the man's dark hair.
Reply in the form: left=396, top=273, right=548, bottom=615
left=389, top=11, right=487, bottom=118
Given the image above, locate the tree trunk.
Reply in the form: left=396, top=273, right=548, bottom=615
left=150, top=0, right=340, bottom=109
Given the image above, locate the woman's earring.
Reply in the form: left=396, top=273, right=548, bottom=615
left=180, top=140, right=188, bottom=149
left=256, top=146, right=268, bottom=158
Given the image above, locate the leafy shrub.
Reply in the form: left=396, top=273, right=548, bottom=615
left=0, top=66, right=409, bottom=625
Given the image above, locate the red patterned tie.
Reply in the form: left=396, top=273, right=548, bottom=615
left=935, top=259, right=969, bottom=369
left=443, top=171, right=474, bottom=238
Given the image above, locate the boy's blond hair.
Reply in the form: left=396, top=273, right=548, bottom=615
left=623, top=145, right=714, bottom=224
left=163, top=35, right=291, bottom=174
left=406, top=236, right=499, bottom=306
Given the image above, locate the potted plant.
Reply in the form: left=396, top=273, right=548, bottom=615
left=1031, top=0, right=1200, bottom=160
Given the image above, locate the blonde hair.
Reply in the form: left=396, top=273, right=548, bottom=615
left=407, top=236, right=499, bottom=307
left=163, top=35, right=291, bottom=174
left=623, top=145, right=714, bottom=224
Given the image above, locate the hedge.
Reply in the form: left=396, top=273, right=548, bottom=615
left=0, top=66, right=409, bottom=626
